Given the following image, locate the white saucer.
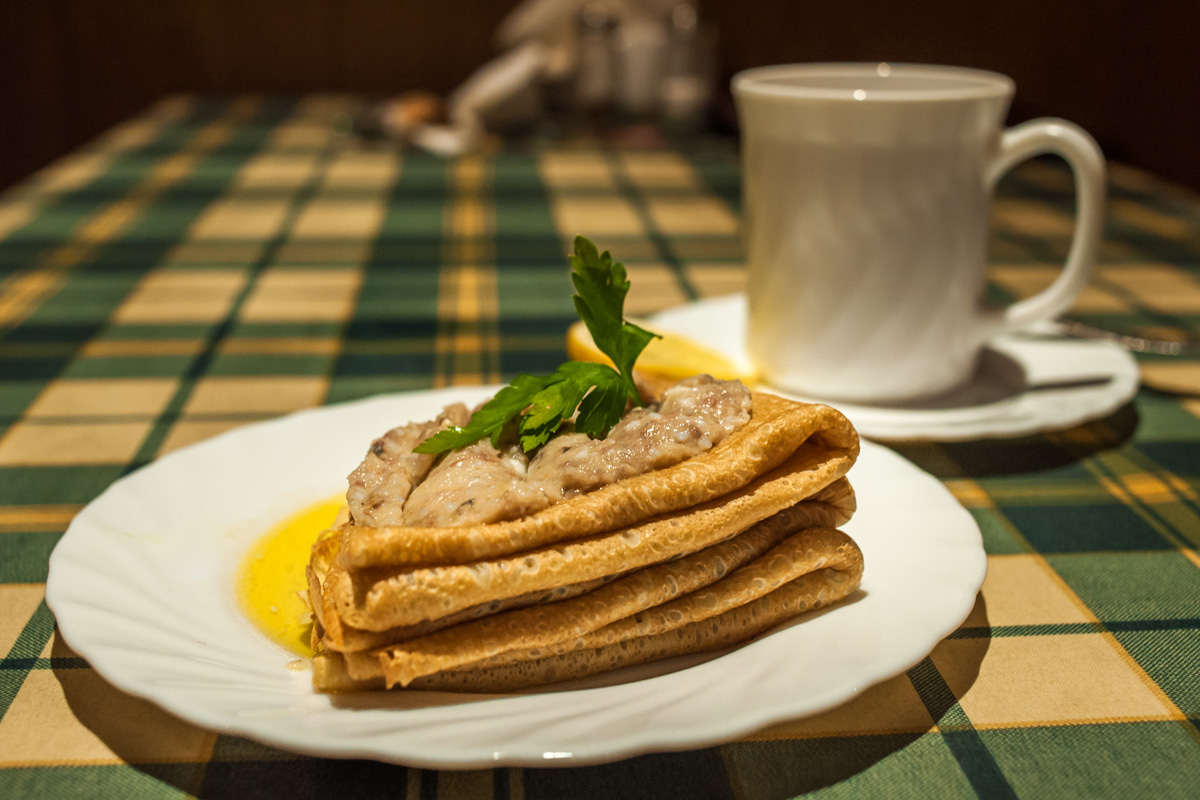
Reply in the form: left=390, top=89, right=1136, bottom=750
left=648, top=295, right=1141, bottom=442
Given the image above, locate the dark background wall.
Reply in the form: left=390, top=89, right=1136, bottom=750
left=2, top=0, right=1197, bottom=191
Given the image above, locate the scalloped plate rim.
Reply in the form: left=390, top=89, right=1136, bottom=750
left=46, top=387, right=985, bottom=768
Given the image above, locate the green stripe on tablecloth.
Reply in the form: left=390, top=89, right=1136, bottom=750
left=684, top=145, right=742, bottom=214
left=1046, top=551, right=1200, bottom=621
left=60, top=354, right=200, bottom=380
left=1114, top=629, right=1200, bottom=717
left=4, top=101, right=1200, bottom=795
left=0, top=466, right=127, bottom=506
left=722, top=733, right=975, bottom=799
left=604, top=148, right=698, bottom=302
left=326, top=152, right=444, bottom=401
left=4, top=656, right=88, bottom=670
left=980, top=723, right=1200, bottom=799
left=492, top=151, right=573, bottom=378
left=906, top=657, right=1017, bottom=799
left=22, top=273, right=146, bottom=325
left=0, top=153, right=161, bottom=248
left=0, top=766, right=195, bottom=799
left=124, top=103, right=338, bottom=467
left=492, top=151, right=559, bottom=256
left=0, top=532, right=62, bottom=583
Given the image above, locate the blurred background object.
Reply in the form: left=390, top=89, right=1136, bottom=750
left=1, top=0, right=1197, bottom=188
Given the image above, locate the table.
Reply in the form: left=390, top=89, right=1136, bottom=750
left=1, top=95, right=1198, bottom=799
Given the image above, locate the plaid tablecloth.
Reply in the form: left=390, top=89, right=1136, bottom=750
left=1, top=95, right=1198, bottom=798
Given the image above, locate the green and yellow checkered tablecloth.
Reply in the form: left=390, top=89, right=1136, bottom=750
left=1, top=95, right=1199, bottom=798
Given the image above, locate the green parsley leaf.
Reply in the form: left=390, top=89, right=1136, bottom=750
left=414, top=237, right=658, bottom=455
left=569, top=235, right=659, bottom=407
left=412, top=374, right=546, bottom=454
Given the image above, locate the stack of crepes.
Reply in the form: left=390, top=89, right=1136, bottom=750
left=308, top=391, right=863, bottom=693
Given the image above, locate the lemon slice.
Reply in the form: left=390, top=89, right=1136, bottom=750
left=566, top=319, right=757, bottom=385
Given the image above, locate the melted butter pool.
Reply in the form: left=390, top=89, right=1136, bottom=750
left=237, top=496, right=343, bottom=658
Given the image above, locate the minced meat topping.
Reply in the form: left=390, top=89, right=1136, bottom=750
left=347, top=375, right=751, bottom=528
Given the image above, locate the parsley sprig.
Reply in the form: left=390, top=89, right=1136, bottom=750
left=414, top=236, right=659, bottom=454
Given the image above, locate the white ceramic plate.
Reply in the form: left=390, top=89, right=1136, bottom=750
left=47, top=387, right=985, bottom=768
left=649, top=294, right=1140, bottom=441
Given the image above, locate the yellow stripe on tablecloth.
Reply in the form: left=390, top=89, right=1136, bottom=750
left=643, top=196, right=739, bottom=236
left=1089, top=453, right=1200, bottom=548
left=538, top=150, right=615, bottom=189
left=1140, top=362, right=1200, bottom=397
left=1117, top=473, right=1197, bottom=503
left=0, top=99, right=260, bottom=330
left=434, top=263, right=501, bottom=388
left=111, top=267, right=248, bottom=324
left=291, top=199, right=385, bottom=239
left=944, top=479, right=994, bottom=508
left=0, top=201, right=35, bottom=242
left=616, top=151, right=700, bottom=190
left=1181, top=548, right=1200, bottom=571
left=989, top=264, right=1131, bottom=313
left=1109, top=198, right=1192, bottom=240
left=962, top=554, right=1094, bottom=628
left=0, top=272, right=62, bottom=326
left=25, top=378, right=179, bottom=419
left=0, top=634, right=217, bottom=770
left=165, top=241, right=266, bottom=265
left=930, top=633, right=1179, bottom=729
left=683, top=263, right=746, bottom=298
left=238, top=267, right=364, bottom=323
left=188, top=198, right=292, bottom=240
left=622, top=263, right=689, bottom=316
left=552, top=196, right=644, bottom=239
left=1101, top=263, right=1200, bottom=314
left=0, top=585, right=46, bottom=656
left=157, top=419, right=250, bottom=456
left=30, top=152, right=112, bottom=196
left=435, top=156, right=500, bottom=388
left=182, top=376, right=329, bottom=416
left=321, top=149, right=402, bottom=190
left=80, top=339, right=207, bottom=358
left=1094, top=474, right=1189, bottom=548
left=0, top=506, right=81, bottom=533
left=990, top=197, right=1076, bottom=236
left=233, top=152, right=321, bottom=191
left=218, top=337, right=341, bottom=355
left=0, top=420, right=155, bottom=466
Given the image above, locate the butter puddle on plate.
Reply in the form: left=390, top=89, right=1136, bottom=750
left=237, top=495, right=343, bottom=658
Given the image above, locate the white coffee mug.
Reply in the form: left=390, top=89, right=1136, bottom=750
left=733, top=63, right=1105, bottom=403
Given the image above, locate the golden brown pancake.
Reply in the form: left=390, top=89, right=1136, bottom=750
left=313, top=525, right=863, bottom=693
left=338, top=393, right=857, bottom=569
left=308, top=390, right=863, bottom=692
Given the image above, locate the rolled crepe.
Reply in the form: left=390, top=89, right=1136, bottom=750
left=369, top=490, right=855, bottom=686
left=338, top=393, right=857, bottom=570
left=309, top=391, right=862, bottom=692
left=314, top=525, right=864, bottom=693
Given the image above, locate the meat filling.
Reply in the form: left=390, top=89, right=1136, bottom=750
left=400, top=440, right=552, bottom=528
left=346, top=403, right=470, bottom=526
left=347, top=375, right=751, bottom=528
left=526, top=374, right=752, bottom=499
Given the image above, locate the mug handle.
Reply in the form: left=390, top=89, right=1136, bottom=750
left=981, top=118, right=1106, bottom=338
